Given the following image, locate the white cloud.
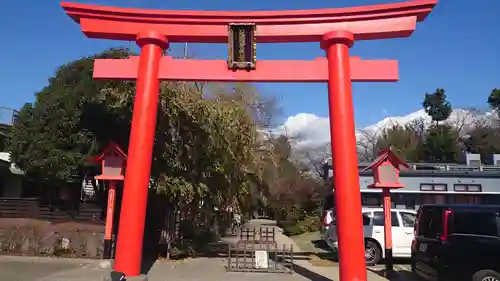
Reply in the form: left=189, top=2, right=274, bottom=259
left=275, top=113, right=331, bottom=150
left=275, top=108, right=490, bottom=152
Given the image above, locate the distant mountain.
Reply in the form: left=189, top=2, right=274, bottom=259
left=277, top=108, right=493, bottom=153
left=359, top=108, right=491, bottom=137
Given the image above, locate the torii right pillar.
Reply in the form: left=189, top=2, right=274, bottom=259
left=321, top=30, right=367, bottom=281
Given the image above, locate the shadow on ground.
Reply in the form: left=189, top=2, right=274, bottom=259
left=368, top=267, right=419, bottom=281
left=257, top=223, right=278, bottom=227
left=290, top=239, right=338, bottom=264
left=293, top=262, right=333, bottom=281
left=311, top=239, right=329, bottom=250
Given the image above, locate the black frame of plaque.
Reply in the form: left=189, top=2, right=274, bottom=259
left=228, top=23, right=256, bottom=70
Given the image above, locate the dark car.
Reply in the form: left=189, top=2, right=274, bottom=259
left=411, top=204, right=500, bottom=281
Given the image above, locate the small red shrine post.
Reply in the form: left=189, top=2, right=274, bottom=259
left=363, top=147, right=409, bottom=275
left=62, top=1, right=437, bottom=280
left=93, top=143, right=127, bottom=260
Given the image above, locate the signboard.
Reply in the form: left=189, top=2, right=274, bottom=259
left=228, top=23, right=256, bottom=70
left=103, top=156, right=123, bottom=177
left=254, top=250, right=269, bottom=269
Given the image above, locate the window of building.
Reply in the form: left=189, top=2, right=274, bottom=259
left=452, top=210, right=497, bottom=237
left=453, top=184, right=482, bottom=192
left=468, top=160, right=481, bottom=166
left=417, top=207, right=443, bottom=239
left=433, top=184, right=447, bottom=191
left=420, top=184, right=433, bottom=191
left=454, top=184, right=466, bottom=192
left=435, top=195, right=447, bottom=204
left=420, top=183, right=448, bottom=192
left=467, top=185, right=481, bottom=192
left=454, top=195, right=481, bottom=204
left=401, top=212, right=417, bottom=228
left=482, top=195, right=500, bottom=205
left=406, top=197, right=416, bottom=209
left=363, top=194, right=381, bottom=207
left=422, top=194, right=448, bottom=205
left=373, top=211, right=399, bottom=227
left=362, top=213, right=371, bottom=226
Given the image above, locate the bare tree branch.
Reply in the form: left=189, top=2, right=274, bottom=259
left=356, top=128, right=382, bottom=162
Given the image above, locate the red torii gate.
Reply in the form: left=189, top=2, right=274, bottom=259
left=61, top=1, right=437, bottom=280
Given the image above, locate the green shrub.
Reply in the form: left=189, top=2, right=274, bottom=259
left=302, top=215, right=320, bottom=232
left=280, top=215, right=320, bottom=236
left=282, top=224, right=302, bottom=236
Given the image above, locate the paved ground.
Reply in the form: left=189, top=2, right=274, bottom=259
left=0, top=219, right=417, bottom=281
left=243, top=219, right=417, bottom=281
left=148, top=257, right=312, bottom=281
left=0, top=255, right=107, bottom=281
left=0, top=255, right=311, bottom=281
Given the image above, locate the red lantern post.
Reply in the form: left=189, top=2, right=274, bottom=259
left=93, top=143, right=128, bottom=260
left=363, top=147, right=409, bottom=275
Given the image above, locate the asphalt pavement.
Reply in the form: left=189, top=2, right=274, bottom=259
left=0, top=255, right=107, bottom=281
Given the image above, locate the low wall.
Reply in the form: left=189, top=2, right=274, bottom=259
left=0, top=218, right=104, bottom=258
left=0, top=198, right=104, bottom=222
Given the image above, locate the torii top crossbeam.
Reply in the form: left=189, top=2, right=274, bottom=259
left=61, top=0, right=436, bottom=83
left=61, top=0, right=436, bottom=43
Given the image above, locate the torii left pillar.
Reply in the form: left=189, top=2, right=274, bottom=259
left=112, top=30, right=168, bottom=280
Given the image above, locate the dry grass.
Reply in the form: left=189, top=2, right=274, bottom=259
left=289, top=231, right=339, bottom=267
left=0, top=218, right=104, bottom=258
left=308, top=254, right=338, bottom=267
left=290, top=231, right=328, bottom=253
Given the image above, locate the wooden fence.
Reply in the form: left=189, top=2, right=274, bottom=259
left=0, top=197, right=103, bottom=223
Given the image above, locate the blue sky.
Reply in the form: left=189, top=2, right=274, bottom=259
left=1, top=0, right=498, bottom=127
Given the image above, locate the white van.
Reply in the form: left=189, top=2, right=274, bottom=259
left=325, top=207, right=417, bottom=265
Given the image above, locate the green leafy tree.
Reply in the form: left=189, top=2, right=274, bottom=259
left=421, top=124, right=461, bottom=163
left=261, top=135, right=323, bottom=223
left=487, top=88, right=500, bottom=114
left=0, top=125, right=9, bottom=152
left=422, top=88, right=453, bottom=125
left=9, top=47, right=322, bottom=240
left=462, top=121, right=500, bottom=164
left=375, top=119, right=426, bottom=162
left=419, top=89, right=459, bottom=162
left=8, top=48, right=135, bottom=184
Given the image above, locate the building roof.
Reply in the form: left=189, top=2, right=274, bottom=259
left=0, top=152, right=25, bottom=175
left=361, top=147, right=409, bottom=172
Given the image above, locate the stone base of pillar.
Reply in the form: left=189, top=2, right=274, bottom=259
left=123, top=275, right=148, bottom=281
left=104, top=271, right=148, bottom=281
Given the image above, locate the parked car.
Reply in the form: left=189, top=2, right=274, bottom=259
left=325, top=207, right=417, bottom=265
left=411, top=204, right=500, bottom=281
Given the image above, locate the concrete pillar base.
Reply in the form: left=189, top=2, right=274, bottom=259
left=103, top=272, right=148, bottom=281
left=125, top=275, right=148, bottom=281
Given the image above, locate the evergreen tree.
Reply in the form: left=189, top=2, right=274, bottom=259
left=487, top=88, right=500, bottom=114
left=422, top=88, right=452, bottom=125
left=8, top=48, right=135, bottom=183
left=421, top=125, right=461, bottom=163
left=462, top=122, right=500, bottom=164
